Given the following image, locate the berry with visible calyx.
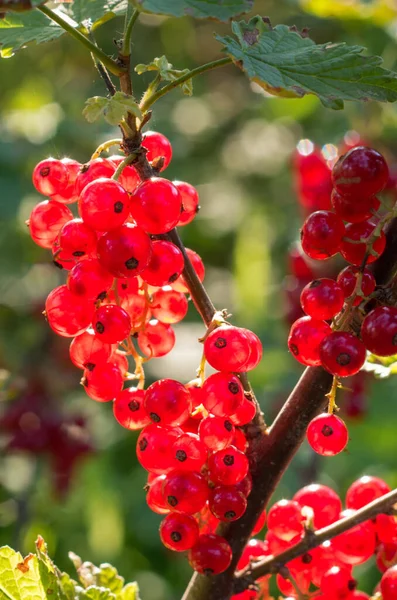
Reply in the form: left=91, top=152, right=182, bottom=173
left=45, top=285, right=92, bottom=337
left=142, top=130, right=172, bottom=171
left=160, top=513, right=199, bottom=551
left=188, top=534, right=232, bottom=575
left=361, top=306, right=397, bottom=356
left=331, top=188, right=380, bottom=223
left=144, top=379, right=191, bottom=427
left=337, top=265, right=376, bottom=305
left=332, top=509, right=376, bottom=565
left=300, top=278, right=344, bottom=320
left=332, top=146, right=389, bottom=199
left=198, top=416, right=235, bottom=451
left=67, top=258, right=113, bottom=301
left=341, top=220, right=386, bottom=266
left=170, top=433, right=207, bottom=471
left=131, top=177, right=182, bottom=234
left=267, top=499, right=304, bottom=542
left=346, top=475, right=391, bottom=510
left=140, top=240, right=184, bottom=287
left=151, top=288, right=188, bottom=324
left=82, top=361, right=124, bottom=402
left=93, top=304, right=131, bottom=344
left=293, top=483, right=341, bottom=529
left=320, top=332, right=366, bottom=377
left=174, top=180, right=200, bottom=226
left=97, top=223, right=152, bottom=278
left=202, top=372, right=244, bottom=417
left=207, top=446, right=249, bottom=486
left=75, top=158, right=115, bottom=195
left=172, top=248, right=205, bottom=293
left=307, top=413, right=349, bottom=456
left=301, top=210, right=345, bottom=260
left=136, top=424, right=182, bottom=474
left=79, top=178, right=130, bottom=231
left=138, top=320, right=175, bottom=358
left=146, top=474, right=169, bottom=514
left=113, top=388, right=150, bottom=430
left=204, top=326, right=252, bottom=372
left=163, top=470, right=208, bottom=514
left=381, top=565, right=397, bottom=600
left=320, top=566, right=357, bottom=599
left=58, top=218, right=97, bottom=259
left=69, top=331, right=112, bottom=370
left=209, top=486, right=247, bottom=521
left=29, top=200, right=73, bottom=249
left=33, top=158, right=69, bottom=196
left=288, top=316, right=332, bottom=366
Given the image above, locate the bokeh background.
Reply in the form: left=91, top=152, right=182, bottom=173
left=1, top=0, right=397, bottom=597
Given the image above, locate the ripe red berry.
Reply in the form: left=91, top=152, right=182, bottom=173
left=198, top=416, right=235, bottom=451
left=51, top=158, right=81, bottom=204
left=381, top=565, right=397, bottom=600
left=288, top=316, right=332, bottom=366
left=202, top=372, right=244, bottom=417
left=237, top=538, right=271, bottom=570
left=117, top=164, right=140, bottom=193
left=58, top=218, right=97, bottom=259
left=230, top=396, right=256, bottom=426
left=32, top=158, right=69, bottom=196
left=301, top=210, right=345, bottom=260
left=82, top=361, right=124, bottom=402
left=172, top=248, right=205, bottom=293
left=320, top=566, right=357, bottom=598
left=300, top=278, right=344, bottom=320
left=293, top=484, right=342, bottom=529
left=337, top=265, right=376, bottom=305
left=140, top=240, right=184, bottom=287
left=332, top=146, right=389, bottom=199
left=207, top=446, right=249, bottom=486
left=136, top=424, right=182, bottom=474
left=361, top=306, right=397, bottom=356
left=340, top=220, right=386, bottom=266
left=277, top=571, right=310, bottom=597
left=376, top=541, right=397, bottom=573
left=160, top=513, right=199, bottom=551
left=151, top=288, right=188, bottom=324
left=29, top=200, right=73, bottom=249
left=69, top=331, right=112, bottom=370
left=144, top=379, right=191, bottom=426
left=97, top=223, right=152, bottom=278
left=146, top=474, right=169, bottom=514
left=79, top=178, right=130, bottom=231
left=375, top=514, right=397, bottom=545
left=142, top=130, right=172, bottom=171
left=93, top=304, right=131, bottom=343
left=67, top=258, right=114, bottom=300
left=163, top=470, right=208, bottom=514
left=188, top=534, right=232, bottom=575
left=45, top=285, right=92, bottom=337
left=307, top=413, right=348, bottom=456
left=75, top=158, right=115, bottom=195
left=320, top=332, right=366, bottom=377
left=204, top=326, right=251, bottom=372
left=113, top=388, right=150, bottom=430
left=331, top=188, right=380, bottom=223
left=170, top=433, right=207, bottom=471
left=239, top=328, right=263, bottom=371
left=174, top=180, right=200, bottom=226
left=252, top=509, right=267, bottom=535
left=346, top=475, right=391, bottom=510
left=332, top=509, right=376, bottom=565
left=131, top=178, right=182, bottom=234
left=138, top=320, right=175, bottom=358
left=209, top=486, right=247, bottom=521
left=267, top=499, right=304, bottom=542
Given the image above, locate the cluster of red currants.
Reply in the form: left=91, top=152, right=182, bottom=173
left=288, top=146, right=397, bottom=458
left=27, top=130, right=264, bottom=576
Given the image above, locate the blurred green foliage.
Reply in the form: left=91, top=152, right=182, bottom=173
left=1, top=1, right=397, bottom=598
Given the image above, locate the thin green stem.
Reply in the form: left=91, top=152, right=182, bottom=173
left=112, top=152, right=137, bottom=180
left=37, top=5, right=126, bottom=77
left=140, top=57, right=232, bottom=111
left=122, top=8, right=140, bottom=57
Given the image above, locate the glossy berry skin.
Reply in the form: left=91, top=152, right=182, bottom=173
left=252, top=509, right=267, bottom=535
left=32, top=158, right=69, bottom=196
left=320, top=566, right=357, bottom=599
left=117, top=164, right=140, bottom=193
left=381, top=565, right=397, bottom=600
left=288, top=316, right=332, bottom=367
left=293, top=484, right=341, bottom=529
left=144, top=379, right=191, bottom=426
left=29, top=200, right=73, bottom=249
left=267, top=500, right=304, bottom=542
left=361, top=306, right=397, bottom=356
left=146, top=475, right=169, bottom=514
left=82, top=361, right=124, bottom=402
left=188, top=534, right=232, bottom=575
left=51, top=158, right=81, bottom=204
left=346, top=475, right=391, bottom=509
left=207, top=446, right=249, bottom=486
left=45, top=285, right=92, bottom=337
left=170, top=433, right=207, bottom=471
left=320, top=332, right=366, bottom=377
left=79, top=178, right=130, bottom=231
left=277, top=572, right=310, bottom=597
left=239, top=328, right=263, bottom=371
left=198, top=416, right=235, bottom=451
left=172, top=248, right=205, bottom=293
left=67, top=258, right=113, bottom=300
left=331, top=188, right=380, bottom=223
left=230, top=397, right=256, bottom=426
left=301, top=210, right=345, bottom=260
left=300, top=278, right=344, bottom=320
left=140, top=240, right=184, bottom=287
left=142, top=131, right=172, bottom=171
left=69, top=331, right=112, bottom=370
left=337, top=266, right=376, bottom=306
left=151, top=289, right=188, bottom=324
left=204, top=326, right=251, bottom=372
left=163, top=470, right=208, bottom=514
left=237, top=539, right=271, bottom=570
left=307, top=413, right=348, bottom=456
left=202, top=372, right=244, bottom=417
left=138, top=320, right=175, bottom=358
left=75, top=158, right=115, bottom=195
left=174, top=180, right=200, bottom=226
left=209, top=486, right=247, bottom=521
left=341, top=220, right=386, bottom=266
left=93, top=304, right=131, bottom=344
left=58, top=218, right=97, bottom=259
left=332, top=146, right=389, bottom=199
left=159, top=513, right=199, bottom=551
left=113, top=388, right=150, bottom=430
left=97, top=223, right=152, bottom=278
left=136, top=424, right=182, bottom=474
left=131, top=178, right=182, bottom=234
left=332, top=509, right=376, bottom=565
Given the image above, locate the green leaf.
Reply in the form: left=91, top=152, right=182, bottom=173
left=79, top=586, right=116, bottom=600
left=130, top=0, right=253, bottom=21
left=215, top=17, right=397, bottom=109
left=363, top=353, right=397, bottom=379
left=0, top=11, right=65, bottom=57
left=65, top=0, right=127, bottom=30
left=135, top=55, right=193, bottom=95
left=96, top=565, right=124, bottom=594
left=83, top=96, right=110, bottom=123
left=118, top=583, right=140, bottom=600
left=104, top=91, right=142, bottom=125
left=0, top=546, right=50, bottom=600
left=0, top=0, right=44, bottom=12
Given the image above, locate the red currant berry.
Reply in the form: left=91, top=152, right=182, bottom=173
left=332, top=509, right=376, bottom=565
left=160, top=513, right=199, bottom=551
left=252, top=509, right=267, bottom=535
left=307, top=413, right=348, bottom=456
left=78, top=178, right=130, bottom=231
left=320, top=566, right=356, bottom=598
left=331, top=188, right=380, bottom=223
left=136, top=424, right=182, bottom=474
left=300, top=278, right=344, bottom=320
left=337, top=266, right=376, bottom=305
left=67, top=258, right=113, bottom=301
left=204, top=326, right=251, bottom=372
left=163, top=470, right=208, bottom=514
left=51, top=158, right=81, bottom=204
left=376, top=541, right=397, bottom=573
left=202, top=372, right=244, bottom=417
left=340, top=220, right=386, bottom=266
left=144, top=379, right=191, bottom=426
left=230, top=397, right=256, bottom=427
left=151, top=288, right=188, bottom=324
left=93, top=304, right=131, bottom=343
left=188, top=534, right=232, bottom=575
left=376, top=514, right=397, bottom=545
left=140, top=240, right=184, bottom=287
left=346, top=475, right=391, bottom=510
left=361, top=306, right=397, bottom=356
left=138, top=320, right=175, bottom=358
left=170, top=433, right=207, bottom=471
left=288, top=316, right=332, bottom=367
left=209, top=486, right=247, bottom=521
left=198, top=416, right=235, bottom=451
left=381, top=565, right=397, bottom=600
left=146, top=474, right=169, bottom=514
left=75, top=158, right=115, bottom=195
left=267, top=499, right=304, bottom=542
left=207, top=446, right=249, bottom=486
left=277, top=572, right=310, bottom=597
left=293, top=484, right=341, bottom=529
left=113, top=388, right=150, bottom=430
left=237, top=538, right=271, bottom=570
left=332, top=146, right=389, bottom=199
left=29, top=200, right=73, bottom=249
left=82, top=361, right=124, bottom=402
left=171, top=248, right=205, bottom=293
left=111, top=351, right=129, bottom=375
left=142, top=130, right=172, bottom=171
left=117, top=164, right=140, bottom=193
left=239, top=328, right=263, bottom=371
left=97, top=223, right=152, bottom=278
left=45, top=285, right=92, bottom=337
left=235, top=473, right=253, bottom=498
left=320, top=332, right=366, bottom=377
left=58, top=218, right=97, bottom=259
left=131, top=177, right=182, bottom=234
left=32, top=158, right=69, bottom=196
left=69, top=330, right=112, bottom=370
left=301, top=210, right=345, bottom=260
left=174, top=181, right=200, bottom=226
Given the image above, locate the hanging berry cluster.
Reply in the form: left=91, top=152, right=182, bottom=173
left=27, top=130, right=263, bottom=577
left=287, top=145, right=397, bottom=458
